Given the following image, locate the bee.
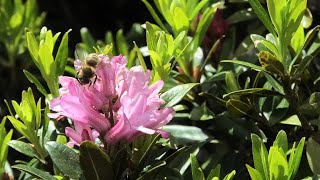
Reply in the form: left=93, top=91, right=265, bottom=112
left=76, top=53, right=100, bottom=86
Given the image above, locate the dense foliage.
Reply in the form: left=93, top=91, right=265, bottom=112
left=1, top=0, right=320, bottom=179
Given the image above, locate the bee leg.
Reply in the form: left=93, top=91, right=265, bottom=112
left=92, top=74, right=98, bottom=85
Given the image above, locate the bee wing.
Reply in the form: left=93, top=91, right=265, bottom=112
left=74, top=60, right=83, bottom=72
left=74, top=47, right=89, bottom=61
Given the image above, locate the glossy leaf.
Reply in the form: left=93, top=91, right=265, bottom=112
left=226, top=99, right=251, bottom=117
left=163, top=125, right=208, bottom=144
left=246, top=164, right=263, bottom=180
left=251, top=134, right=269, bottom=180
left=248, top=0, right=276, bottom=35
left=160, top=83, right=198, bottom=107
left=8, top=140, right=38, bottom=159
left=224, top=88, right=283, bottom=98
left=23, top=70, right=47, bottom=96
left=12, top=164, right=56, bottom=180
left=306, top=137, right=320, bottom=175
left=274, top=130, right=288, bottom=153
left=293, top=55, right=313, bottom=78
left=258, top=51, right=284, bottom=76
left=268, top=147, right=288, bottom=179
left=221, top=60, right=265, bottom=72
left=80, top=141, right=113, bottom=180
left=190, top=154, right=205, bottom=180
left=207, top=164, right=221, bottom=180
left=55, top=29, right=71, bottom=76
left=288, top=137, right=305, bottom=179
left=45, top=141, right=82, bottom=179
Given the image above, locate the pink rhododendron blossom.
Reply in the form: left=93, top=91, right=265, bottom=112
left=49, top=55, right=175, bottom=145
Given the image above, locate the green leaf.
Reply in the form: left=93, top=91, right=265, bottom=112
left=245, top=165, right=263, bottom=180
left=26, top=31, right=39, bottom=62
left=207, top=164, right=221, bottom=180
left=280, top=115, right=301, bottom=126
left=224, top=88, right=283, bottom=98
left=268, top=147, right=288, bottom=179
left=221, top=60, right=265, bottom=72
left=38, top=44, right=55, bottom=77
left=288, top=137, right=305, bottom=179
left=274, top=130, right=288, bottom=153
left=258, top=51, right=284, bottom=76
left=192, top=2, right=221, bottom=48
left=263, top=72, right=284, bottom=94
left=190, top=102, right=214, bottom=121
left=13, top=164, right=56, bottom=180
left=141, top=0, right=168, bottom=33
left=55, top=29, right=71, bottom=76
left=227, top=8, right=256, bottom=25
left=251, top=134, right=269, bottom=180
left=226, top=99, right=251, bottom=117
left=163, top=125, right=208, bottom=144
left=160, top=83, right=198, bottom=107
left=293, top=55, right=313, bottom=78
left=225, top=71, right=240, bottom=93
left=190, top=154, right=205, bottom=180
left=45, top=142, right=82, bottom=179
left=266, top=0, right=286, bottom=35
left=7, top=116, right=33, bottom=143
left=8, top=140, right=38, bottom=158
left=80, top=141, right=113, bottom=180
left=306, top=137, right=320, bottom=175
left=248, top=0, right=276, bottom=35
left=222, top=170, right=236, bottom=180
left=23, top=70, right=47, bottom=96
left=80, top=27, right=96, bottom=52
left=172, top=7, right=189, bottom=34
left=189, top=0, right=209, bottom=21
left=116, top=29, right=128, bottom=55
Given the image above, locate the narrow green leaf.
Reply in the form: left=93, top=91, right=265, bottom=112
left=268, top=147, right=289, bottom=179
left=141, top=0, right=169, bottom=33
left=12, top=164, right=56, bottom=180
left=266, top=0, right=286, bottom=35
left=80, top=27, right=96, bottom=52
left=226, top=99, right=251, bottom=117
left=306, top=137, right=320, bottom=175
left=223, top=88, right=284, bottom=98
left=288, top=137, right=305, bottom=179
left=190, top=154, right=205, bottom=180
left=116, top=29, right=128, bottom=55
left=248, top=0, right=276, bottom=35
left=245, top=165, right=263, bottom=180
left=133, top=41, right=147, bottom=71
left=280, top=115, right=301, bottom=126
left=221, top=60, right=265, bottom=72
left=26, top=31, right=39, bottom=63
left=225, top=71, right=240, bottom=93
left=160, top=83, right=198, bottom=107
left=45, top=142, right=82, bottom=179
left=55, top=29, right=71, bottom=76
left=274, top=130, right=288, bottom=153
left=207, top=164, right=221, bottom=180
left=293, top=55, right=313, bottom=78
left=163, top=125, right=208, bottom=144
left=251, top=134, right=269, bottom=180
left=23, top=70, right=47, bottom=96
left=189, top=0, right=209, bottom=21
left=80, top=141, right=113, bottom=180
left=222, top=170, right=236, bottom=180
left=8, top=140, right=38, bottom=158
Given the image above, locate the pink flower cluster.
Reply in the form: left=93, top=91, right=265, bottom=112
left=49, top=55, right=175, bottom=146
